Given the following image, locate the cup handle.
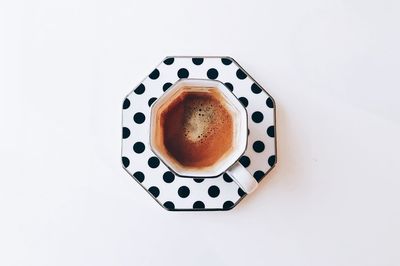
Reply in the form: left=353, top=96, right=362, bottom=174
left=226, top=162, right=258, bottom=194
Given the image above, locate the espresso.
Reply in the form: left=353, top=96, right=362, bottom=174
left=160, top=88, right=234, bottom=168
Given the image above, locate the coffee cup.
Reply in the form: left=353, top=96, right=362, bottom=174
left=150, top=79, right=258, bottom=194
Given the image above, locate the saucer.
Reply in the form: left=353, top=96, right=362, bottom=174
left=122, top=56, right=276, bottom=211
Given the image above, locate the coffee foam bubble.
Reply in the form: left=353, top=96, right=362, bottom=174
left=183, top=100, right=227, bottom=143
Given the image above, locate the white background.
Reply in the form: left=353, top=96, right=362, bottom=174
left=1, top=0, right=400, bottom=265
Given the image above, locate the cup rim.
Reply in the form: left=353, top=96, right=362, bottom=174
left=149, top=78, right=248, bottom=178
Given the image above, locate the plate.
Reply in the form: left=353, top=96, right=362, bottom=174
left=122, top=56, right=276, bottom=211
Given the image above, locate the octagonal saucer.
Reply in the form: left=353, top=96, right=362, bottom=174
left=122, top=56, right=277, bottom=211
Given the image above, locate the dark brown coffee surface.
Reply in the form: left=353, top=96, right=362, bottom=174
left=160, top=88, right=233, bottom=168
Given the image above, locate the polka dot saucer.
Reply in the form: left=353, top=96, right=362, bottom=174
left=122, top=56, right=277, bottom=211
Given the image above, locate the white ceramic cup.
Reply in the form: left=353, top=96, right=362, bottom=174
left=149, top=79, right=258, bottom=194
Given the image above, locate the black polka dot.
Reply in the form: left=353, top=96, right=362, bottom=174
left=133, top=112, right=145, bottom=124
left=134, top=83, right=145, bottom=94
left=148, top=186, right=160, bottom=198
left=148, top=97, right=157, bottom=107
left=122, top=157, right=130, bottom=167
left=192, top=58, right=204, bottom=65
left=163, top=201, right=175, bottom=210
left=133, top=171, right=145, bottom=183
left=238, top=188, right=246, bottom=197
left=163, top=57, right=174, bottom=65
left=253, top=141, right=265, bottom=153
left=194, top=178, right=204, bottom=183
left=224, top=82, right=233, bottom=91
left=177, top=68, right=189, bottom=78
left=148, top=157, right=160, bottom=168
left=247, top=128, right=250, bottom=136
left=122, top=127, right=130, bottom=139
left=252, top=111, right=264, bottom=123
left=193, top=201, right=205, bottom=209
left=163, top=171, right=175, bottom=183
left=251, top=83, right=262, bottom=94
left=133, top=142, right=145, bottom=153
left=223, top=201, right=234, bottom=210
left=267, top=126, right=275, bottom=137
left=208, top=186, right=220, bottom=198
left=221, top=58, right=232, bottom=65
left=239, top=97, right=248, bottom=107
left=239, top=156, right=251, bottom=167
left=266, top=97, right=274, bottom=108
left=178, top=186, right=190, bottom=198
left=268, top=155, right=276, bottom=167
left=207, top=68, right=218, bottom=79
left=163, top=82, right=172, bottom=91
left=223, top=173, right=233, bottom=183
left=123, top=98, right=130, bottom=109
left=149, top=69, right=160, bottom=79
left=236, top=69, right=247, bottom=79
left=253, top=171, right=265, bottom=182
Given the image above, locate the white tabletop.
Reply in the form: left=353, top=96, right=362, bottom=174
left=1, top=0, right=399, bottom=265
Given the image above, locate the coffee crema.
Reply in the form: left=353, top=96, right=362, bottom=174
left=159, top=87, right=234, bottom=169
